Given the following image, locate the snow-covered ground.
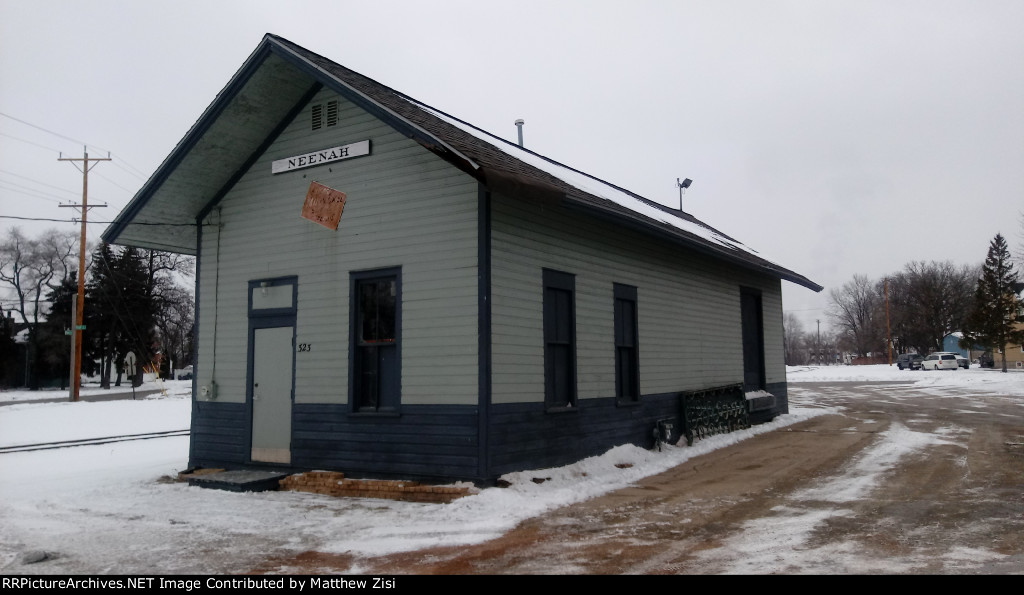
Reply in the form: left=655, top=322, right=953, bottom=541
left=1, top=366, right=1021, bottom=574
left=787, top=363, right=1024, bottom=396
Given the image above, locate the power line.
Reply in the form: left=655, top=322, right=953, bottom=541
left=109, top=158, right=148, bottom=180
left=0, top=112, right=88, bottom=147
left=0, top=215, right=206, bottom=226
left=0, top=182, right=67, bottom=204
left=0, top=169, right=80, bottom=196
left=0, top=111, right=149, bottom=182
left=0, top=132, right=63, bottom=153
left=93, top=170, right=138, bottom=193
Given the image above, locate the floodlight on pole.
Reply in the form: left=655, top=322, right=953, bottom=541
left=676, top=178, right=692, bottom=210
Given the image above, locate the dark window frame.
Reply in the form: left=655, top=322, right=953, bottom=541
left=543, top=268, right=577, bottom=412
left=613, top=283, right=640, bottom=404
left=348, top=267, right=402, bottom=415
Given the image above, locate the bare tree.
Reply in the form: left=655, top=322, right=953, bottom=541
left=0, top=227, right=77, bottom=388
left=783, top=312, right=808, bottom=365
left=818, top=329, right=842, bottom=365
left=827, top=274, right=884, bottom=357
left=886, top=261, right=977, bottom=354
left=153, top=283, right=194, bottom=375
left=143, top=251, right=195, bottom=377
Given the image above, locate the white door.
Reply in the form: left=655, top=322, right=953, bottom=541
left=251, top=326, right=293, bottom=464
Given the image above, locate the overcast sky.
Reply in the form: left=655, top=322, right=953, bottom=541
left=2, top=0, right=1022, bottom=332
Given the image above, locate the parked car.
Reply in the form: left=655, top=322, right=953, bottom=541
left=896, top=353, right=923, bottom=370
left=979, top=351, right=995, bottom=368
left=922, top=353, right=959, bottom=370
left=930, top=352, right=969, bottom=369
left=176, top=365, right=194, bottom=380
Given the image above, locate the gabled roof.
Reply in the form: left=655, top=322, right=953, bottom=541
left=103, top=33, right=822, bottom=292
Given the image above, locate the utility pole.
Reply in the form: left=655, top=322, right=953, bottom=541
left=68, top=294, right=76, bottom=400
left=816, top=319, right=821, bottom=366
left=59, top=147, right=110, bottom=401
left=885, top=278, right=892, bottom=366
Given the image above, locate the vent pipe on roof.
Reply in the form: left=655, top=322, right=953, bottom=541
left=515, top=119, right=525, bottom=147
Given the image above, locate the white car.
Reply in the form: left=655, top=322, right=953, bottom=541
left=922, top=353, right=959, bottom=370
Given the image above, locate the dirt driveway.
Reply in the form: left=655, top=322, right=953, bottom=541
left=266, top=380, right=1024, bottom=574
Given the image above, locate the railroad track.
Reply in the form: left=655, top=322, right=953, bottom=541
left=0, top=429, right=190, bottom=454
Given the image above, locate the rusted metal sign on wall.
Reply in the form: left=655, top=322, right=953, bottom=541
left=301, top=182, right=347, bottom=230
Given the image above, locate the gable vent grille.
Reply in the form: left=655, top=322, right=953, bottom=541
left=326, top=100, right=339, bottom=127
left=311, top=104, right=323, bottom=130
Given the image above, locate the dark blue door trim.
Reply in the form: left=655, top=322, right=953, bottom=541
left=245, top=276, right=298, bottom=465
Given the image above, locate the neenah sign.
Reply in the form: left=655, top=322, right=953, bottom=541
left=272, top=140, right=371, bottom=174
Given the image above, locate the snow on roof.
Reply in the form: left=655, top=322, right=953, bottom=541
left=412, top=100, right=761, bottom=258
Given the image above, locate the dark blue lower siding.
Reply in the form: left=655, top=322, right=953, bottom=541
left=291, top=404, right=479, bottom=481
left=189, top=401, right=248, bottom=468
left=188, top=382, right=788, bottom=482
left=488, top=393, right=680, bottom=477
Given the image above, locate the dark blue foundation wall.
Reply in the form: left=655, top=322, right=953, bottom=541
left=189, top=401, right=480, bottom=481
left=189, top=401, right=248, bottom=468
left=488, top=392, right=681, bottom=478
left=291, top=404, right=479, bottom=481
left=188, top=383, right=787, bottom=483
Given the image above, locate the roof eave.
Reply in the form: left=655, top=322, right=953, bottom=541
left=559, top=195, right=824, bottom=292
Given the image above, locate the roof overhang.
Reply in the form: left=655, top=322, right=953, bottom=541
left=102, top=35, right=479, bottom=254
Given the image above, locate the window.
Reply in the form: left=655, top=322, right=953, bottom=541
left=614, top=284, right=639, bottom=402
left=543, top=269, right=576, bottom=409
left=350, top=269, right=401, bottom=412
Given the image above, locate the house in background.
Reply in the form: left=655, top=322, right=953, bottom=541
left=942, top=332, right=982, bottom=362
left=992, top=290, right=1024, bottom=370
left=103, top=34, right=821, bottom=483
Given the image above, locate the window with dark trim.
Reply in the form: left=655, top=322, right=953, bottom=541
left=614, top=283, right=639, bottom=402
left=350, top=268, right=401, bottom=413
left=543, top=269, right=576, bottom=409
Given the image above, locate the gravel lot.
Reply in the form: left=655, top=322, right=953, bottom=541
left=271, top=379, right=1024, bottom=574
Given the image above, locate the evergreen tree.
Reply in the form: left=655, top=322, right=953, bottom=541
left=84, top=243, right=118, bottom=387
left=961, top=234, right=1024, bottom=372
left=113, top=246, right=157, bottom=386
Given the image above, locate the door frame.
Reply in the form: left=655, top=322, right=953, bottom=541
left=246, top=276, right=298, bottom=464
left=740, top=286, right=766, bottom=392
